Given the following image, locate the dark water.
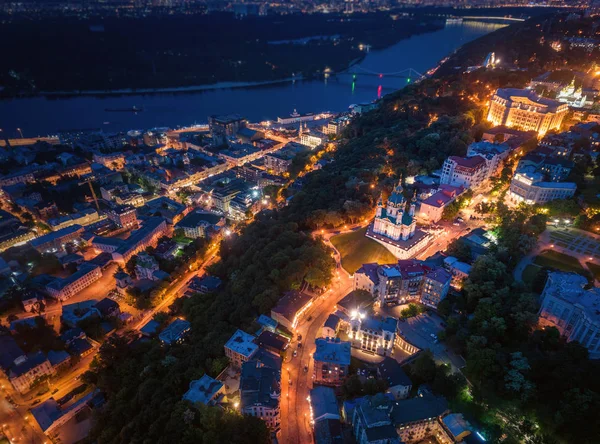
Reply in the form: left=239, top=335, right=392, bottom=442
left=0, top=21, right=505, bottom=137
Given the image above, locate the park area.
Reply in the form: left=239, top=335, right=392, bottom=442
left=330, top=227, right=396, bottom=274
left=523, top=250, right=594, bottom=287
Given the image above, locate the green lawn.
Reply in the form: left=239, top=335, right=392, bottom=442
left=534, top=250, right=585, bottom=274
left=586, top=262, right=600, bottom=280
left=330, top=227, right=396, bottom=274
left=522, top=264, right=542, bottom=287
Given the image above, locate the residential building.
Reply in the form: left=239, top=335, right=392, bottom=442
left=208, top=114, right=247, bottom=146
left=313, top=338, right=351, bottom=386
left=314, top=418, right=344, bottom=444
left=183, top=374, right=224, bottom=406
left=31, top=391, right=101, bottom=436
left=111, top=217, right=168, bottom=264
left=188, top=275, right=223, bottom=294
left=391, top=394, right=451, bottom=443
left=107, top=205, right=138, bottom=229
left=254, top=331, right=289, bottom=355
left=271, top=290, right=314, bottom=331
left=507, top=170, right=576, bottom=205
left=366, top=180, right=432, bottom=259
left=466, top=140, right=510, bottom=177
left=47, top=208, right=99, bottom=231
left=240, top=360, right=281, bottom=432
left=538, top=271, right=600, bottom=359
left=322, top=313, right=341, bottom=338
left=94, top=298, right=120, bottom=318
left=299, top=126, right=326, bottom=149
left=8, top=351, right=55, bottom=394
left=21, top=291, right=44, bottom=312
left=377, top=357, right=411, bottom=400
left=443, top=256, right=472, bottom=289
left=175, top=210, right=225, bottom=238
left=440, top=155, right=488, bottom=190
left=352, top=394, right=400, bottom=444
left=309, top=385, right=340, bottom=425
left=418, top=185, right=465, bottom=223
left=264, top=142, right=307, bottom=174
left=354, top=260, right=451, bottom=308
left=61, top=300, right=100, bottom=328
left=349, top=315, right=397, bottom=357
left=29, top=224, right=84, bottom=253
left=45, top=263, right=102, bottom=301
left=224, top=329, right=258, bottom=368
left=159, top=319, right=191, bottom=345
left=487, top=88, right=568, bottom=135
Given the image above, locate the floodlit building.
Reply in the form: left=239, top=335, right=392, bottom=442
left=439, top=155, right=488, bottom=190
left=313, top=338, right=351, bottom=386
left=175, top=210, right=225, bottom=239
left=353, top=260, right=451, bottom=308
left=418, top=184, right=465, bottom=223
left=349, top=315, right=397, bottom=357
left=45, top=263, right=102, bottom=301
left=507, top=170, right=576, bottom=205
left=487, top=88, right=568, bottom=135
left=367, top=180, right=432, bottom=259
left=271, top=290, right=314, bottom=330
left=29, top=224, right=85, bottom=253
left=107, top=205, right=138, bottom=229
left=538, top=272, right=600, bottom=359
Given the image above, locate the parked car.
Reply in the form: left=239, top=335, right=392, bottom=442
left=297, top=334, right=302, bottom=341
left=293, top=350, right=298, bottom=357
left=304, top=366, right=308, bottom=373
left=297, top=342, right=302, bottom=349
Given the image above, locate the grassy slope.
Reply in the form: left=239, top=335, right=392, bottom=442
left=534, top=250, right=585, bottom=274
left=330, top=227, right=396, bottom=274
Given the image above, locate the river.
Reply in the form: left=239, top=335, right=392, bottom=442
left=0, top=20, right=506, bottom=137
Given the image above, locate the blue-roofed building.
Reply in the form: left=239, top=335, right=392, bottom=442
left=47, top=350, right=71, bottom=371
left=377, top=357, right=412, bottom=400
left=257, top=314, right=278, bottom=332
left=188, top=275, right=222, bottom=294
left=140, top=319, right=160, bottom=337
left=159, top=319, right=191, bottom=345
left=9, top=316, right=39, bottom=333
left=351, top=394, right=400, bottom=444
left=313, top=338, right=351, bottom=386
left=0, top=335, right=25, bottom=373
left=68, top=338, right=94, bottom=357
left=183, top=374, right=224, bottom=406
left=309, top=385, right=340, bottom=424
left=61, top=300, right=100, bottom=328
left=322, top=313, right=341, bottom=338
left=224, top=329, right=258, bottom=369
left=60, top=327, right=85, bottom=345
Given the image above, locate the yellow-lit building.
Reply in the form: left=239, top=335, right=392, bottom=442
left=487, top=88, right=568, bottom=135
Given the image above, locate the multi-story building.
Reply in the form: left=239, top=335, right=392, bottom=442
left=111, top=217, right=168, bottom=264
left=225, top=329, right=259, bottom=369
left=313, top=338, right=351, bottom=386
left=352, top=395, right=400, bottom=444
left=487, top=88, right=568, bottom=135
left=208, top=114, right=247, bottom=146
left=348, top=315, right=397, bottom=357
left=391, top=394, right=451, bottom=443
left=271, top=290, right=314, bottom=331
left=538, top=272, right=600, bottom=359
left=263, top=142, right=307, bottom=175
left=443, top=256, right=472, bottom=289
left=418, top=184, right=465, bottom=223
left=45, top=263, right=102, bottom=301
left=377, top=357, right=412, bottom=400
left=175, top=210, right=225, bottom=238
left=47, top=208, right=99, bottom=231
left=439, top=155, right=488, bottom=190
left=366, top=180, right=432, bottom=259
left=507, top=170, right=576, bottom=205
left=354, top=260, right=451, bottom=308
left=299, top=126, right=326, bottom=148
left=466, top=141, right=510, bottom=177
left=108, top=205, right=138, bottom=229
left=240, top=360, right=281, bottom=432
left=8, top=352, right=55, bottom=394
left=30, top=224, right=84, bottom=253
left=183, top=374, right=224, bottom=406
left=134, top=252, right=160, bottom=280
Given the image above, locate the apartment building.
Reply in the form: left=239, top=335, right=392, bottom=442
left=313, top=338, right=351, bottom=386
left=439, top=155, right=488, bottom=190
left=45, top=263, right=102, bottom=301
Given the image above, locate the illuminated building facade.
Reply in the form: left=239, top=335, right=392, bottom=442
left=487, top=88, right=568, bottom=135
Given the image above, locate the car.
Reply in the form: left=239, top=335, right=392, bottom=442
left=457, top=217, right=464, bottom=222
left=465, top=227, right=471, bottom=231
left=304, top=366, right=308, bottom=373
left=297, top=342, right=302, bottom=349
left=293, top=350, right=298, bottom=357
left=297, top=334, right=302, bottom=341
left=289, top=379, right=292, bottom=386
left=31, top=399, right=41, bottom=406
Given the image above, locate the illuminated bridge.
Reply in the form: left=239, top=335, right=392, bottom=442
left=462, top=16, right=525, bottom=22
left=343, top=66, right=426, bottom=83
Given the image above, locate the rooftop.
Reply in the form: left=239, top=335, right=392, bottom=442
left=448, top=155, right=487, bottom=169
left=337, top=290, right=374, bottom=314
left=159, top=319, right=191, bottom=345
left=46, top=263, right=100, bottom=292
left=495, top=87, right=564, bottom=112
left=390, top=394, right=449, bottom=425
left=9, top=351, right=48, bottom=378
left=240, top=360, right=280, bottom=410
left=140, top=319, right=161, bottom=336
left=310, top=385, right=340, bottom=422
left=183, top=374, right=224, bottom=405
left=255, top=330, right=288, bottom=353
left=271, top=290, right=313, bottom=320
left=313, top=338, right=351, bottom=366
left=377, top=357, right=411, bottom=387
left=30, top=224, right=83, bottom=248
left=176, top=210, right=224, bottom=229
left=225, top=329, right=258, bottom=358
left=543, top=271, right=600, bottom=324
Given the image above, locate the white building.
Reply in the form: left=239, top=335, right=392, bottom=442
left=224, top=329, right=258, bottom=369
left=366, top=180, right=432, bottom=259
left=348, top=315, right=397, bottom=357
left=440, top=155, right=489, bottom=190
left=538, top=271, right=600, bottom=359
left=507, top=170, right=576, bottom=205
left=45, top=263, right=102, bottom=301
